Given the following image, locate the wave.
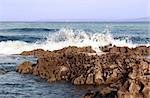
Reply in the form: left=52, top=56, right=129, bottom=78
left=0, top=28, right=149, bottom=55
left=114, top=36, right=150, bottom=44
left=0, top=28, right=59, bottom=32
left=0, top=35, right=43, bottom=43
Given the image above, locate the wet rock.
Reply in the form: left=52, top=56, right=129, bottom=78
left=16, top=61, right=34, bottom=74
left=82, top=90, right=98, bottom=98
left=100, top=87, right=115, bottom=95
left=47, top=74, right=56, bottom=82
left=74, top=75, right=85, bottom=85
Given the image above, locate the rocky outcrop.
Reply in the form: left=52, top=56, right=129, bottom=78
left=21, top=49, right=47, bottom=58
left=21, top=46, right=96, bottom=58
left=17, top=45, right=150, bottom=98
left=107, top=45, right=150, bottom=55
left=16, top=61, right=35, bottom=74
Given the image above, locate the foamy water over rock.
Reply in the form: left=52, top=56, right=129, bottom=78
left=0, top=28, right=140, bottom=55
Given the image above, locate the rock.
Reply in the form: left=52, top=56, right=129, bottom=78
left=129, top=81, right=141, bottom=94
left=99, top=44, right=112, bottom=52
left=100, top=87, right=114, bottom=95
left=17, top=45, right=150, bottom=97
left=141, top=82, right=150, bottom=98
left=21, top=49, right=45, bottom=57
left=74, top=75, right=85, bottom=84
left=94, top=70, right=104, bottom=85
left=142, top=86, right=150, bottom=98
left=119, top=47, right=129, bottom=53
left=105, top=68, right=122, bottom=84
left=118, top=91, right=143, bottom=98
left=82, top=90, right=97, bottom=98
left=16, top=61, right=34, bottom=74
left=47, top=74, right=56, bottom=82
left=134, top=46, right=149, bottom=55
left=109, top=46, right=119, bottom=53
left=147, top=46, right=150, bottom=54
left=86, top=73, right=94, bottom=84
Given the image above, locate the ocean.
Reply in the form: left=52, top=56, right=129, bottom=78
left=0, top=22, right=150, bottom=98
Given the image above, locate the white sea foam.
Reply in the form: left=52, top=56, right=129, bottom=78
left=0, top=28, right=148, bottom=55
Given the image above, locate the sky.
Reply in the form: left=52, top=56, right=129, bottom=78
left=0, top=0, right=150, bottom=21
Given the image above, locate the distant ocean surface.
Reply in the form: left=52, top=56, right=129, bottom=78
left=0, top=22, right=150, bottom=98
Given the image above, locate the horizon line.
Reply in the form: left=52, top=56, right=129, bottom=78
left=1, top=16, right=150, bottom=22
left=0, top=20, right=149, bottom=23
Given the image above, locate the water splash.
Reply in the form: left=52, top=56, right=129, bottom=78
left=0, top=28, right=144, bottom=55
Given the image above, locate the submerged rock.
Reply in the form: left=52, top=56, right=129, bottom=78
left=17, top=45, right=150, bottom=98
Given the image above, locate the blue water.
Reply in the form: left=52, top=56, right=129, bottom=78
left=0, top=22, right=150, bottom=44
left=0, top=22, right=149, bottom=98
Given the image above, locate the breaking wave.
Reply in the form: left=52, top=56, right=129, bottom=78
left=0, top=28, right=149, bottom=55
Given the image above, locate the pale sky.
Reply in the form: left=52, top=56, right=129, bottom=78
left=0, top=0, right=149, bottom=21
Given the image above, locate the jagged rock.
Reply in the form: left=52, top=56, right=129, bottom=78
left=74, top=75, right=85, bottom=84
left=16, top=61, right=34, bottom=74
left=17, top=45, right=150, bottom=98
left=129, top=80, right=141, bottom=94
left=105, top=68, right=122, bottom=84
left=86, top=73, right=94, bottom=84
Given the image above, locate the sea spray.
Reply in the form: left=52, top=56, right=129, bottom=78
left=0, top=28, right=144, bottom=55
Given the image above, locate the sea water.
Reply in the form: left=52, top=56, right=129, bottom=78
left=0, top=22, right=149, bottom=98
